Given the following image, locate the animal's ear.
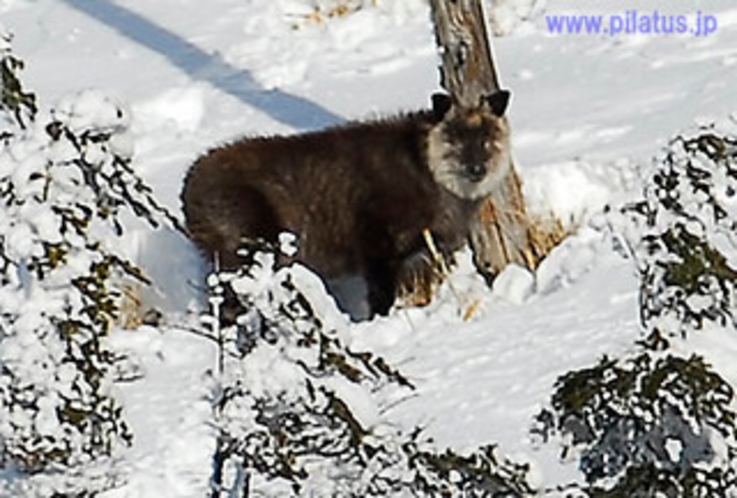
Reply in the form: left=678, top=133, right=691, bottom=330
left=483, top=90, right=511, bottom=117
left=431, top=92, right=453, bottom=120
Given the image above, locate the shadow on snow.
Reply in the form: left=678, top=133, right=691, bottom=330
left=61, top=0, right=344, bottom=130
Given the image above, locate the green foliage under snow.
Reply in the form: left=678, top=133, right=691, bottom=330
left=0, top=38, right=172, bottom=496
left=537, top=128, right=737, bottom=497
left=205, top=238, right=534, bottom=497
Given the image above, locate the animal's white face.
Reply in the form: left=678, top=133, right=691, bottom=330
left=426, top=92, right=512, bottom=200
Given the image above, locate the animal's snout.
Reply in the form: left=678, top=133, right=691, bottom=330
left=465, top=163, right=487, bottom=182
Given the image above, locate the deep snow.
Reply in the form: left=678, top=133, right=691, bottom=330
left=2, top=0, right=737, bottom=495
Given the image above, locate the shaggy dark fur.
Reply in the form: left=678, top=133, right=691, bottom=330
left=182, top=91, right=511, bottom=317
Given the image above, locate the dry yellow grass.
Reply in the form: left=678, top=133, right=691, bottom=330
left=115, top=281, right=164, bottom=330
left=117, top=283, right=146, bottom=330
left=524, top=213, right=570, bottom=270
left=292, top=0, right=378, bottom=28
left=397, top=212, right=569, bottom=319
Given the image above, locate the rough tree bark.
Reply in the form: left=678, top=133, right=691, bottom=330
left=429, top=0, right=545, bottom=280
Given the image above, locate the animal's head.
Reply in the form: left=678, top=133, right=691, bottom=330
left=426, top=90, right=512, bottom=200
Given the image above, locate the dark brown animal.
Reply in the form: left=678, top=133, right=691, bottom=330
left=181, top=91, right=511, bottom=318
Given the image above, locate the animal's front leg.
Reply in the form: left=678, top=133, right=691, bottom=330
left=364, top=258, right=401, bottom=317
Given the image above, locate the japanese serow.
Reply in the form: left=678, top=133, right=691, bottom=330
left=181, top=90, right=511, bottom=318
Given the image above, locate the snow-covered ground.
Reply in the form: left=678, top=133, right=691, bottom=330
left=2, top=0, right=737, bottom=495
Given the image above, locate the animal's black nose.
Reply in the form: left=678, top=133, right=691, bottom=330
left=466, top=163, right=487, bottom=182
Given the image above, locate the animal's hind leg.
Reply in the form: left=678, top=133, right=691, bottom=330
left=186, top=186, right=282, bottom=270
left=185, top=185, right=282, bottom=325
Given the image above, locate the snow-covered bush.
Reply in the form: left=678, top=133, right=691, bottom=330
left=535, top=353, right=737, bottom=496
left=0, top=33, right=36, bottom=130
left=621, top=131, right=737, bottom=340
left=536, top=127, right=737, bottom=496
left=205, top=238, right=534, bottom=497
left=0, top=41, right=173, bottom=495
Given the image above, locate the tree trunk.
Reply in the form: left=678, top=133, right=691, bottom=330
left=428, top=0, right=500, bottom=106
left=429, top=0, right=541, bottom=279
